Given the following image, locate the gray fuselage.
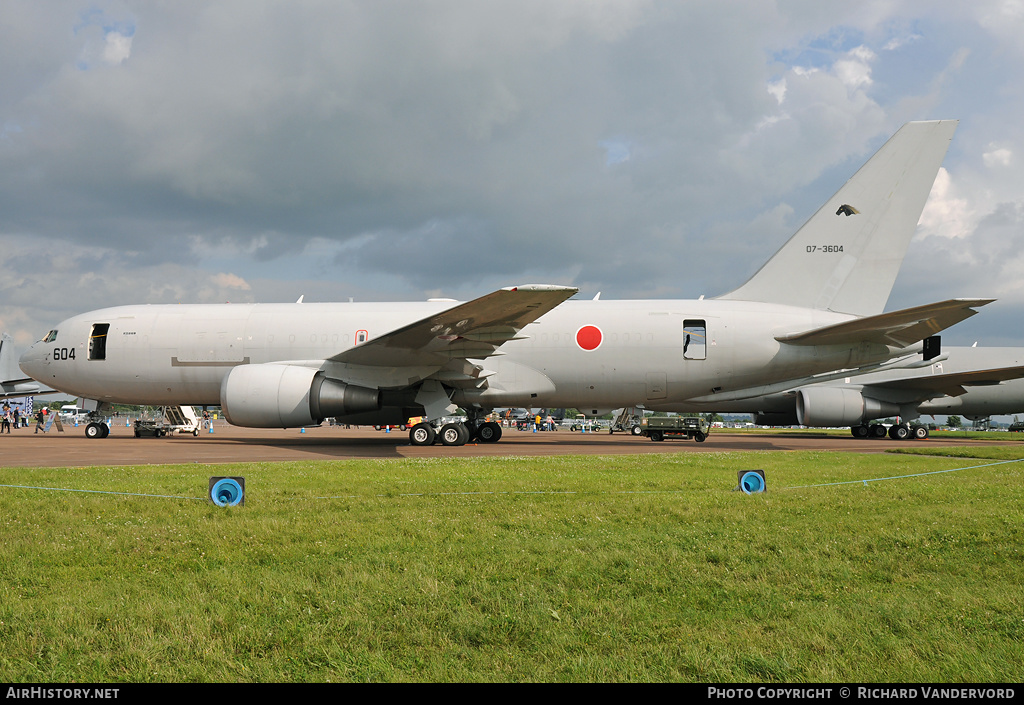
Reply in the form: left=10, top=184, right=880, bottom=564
left=19, top=298, right=900, bottom=420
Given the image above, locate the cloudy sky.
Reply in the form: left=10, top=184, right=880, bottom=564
left=2, top=1, right=1023, bottom=350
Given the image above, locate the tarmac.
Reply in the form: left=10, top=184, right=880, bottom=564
left=0, top=420, right=1018, bottom=468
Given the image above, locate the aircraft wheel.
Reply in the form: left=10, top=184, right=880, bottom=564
left=477, top=422, right=502, bottom=444
left=851, top=425, right=870, bottom=438
left=439, top=422, right=469, bottom=446
left=409, top=422, right=435, bottom=446
left=889, top=424, right=910, bottom=440
left=912, top=425, right=929, bottom=440
left=631, top=425, right=643, bottom=436
left=869, top=424, right=888, bottom=438
left=85, top=422, right=104, bottom=439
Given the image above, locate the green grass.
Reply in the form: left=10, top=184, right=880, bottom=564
left=1, top=449, right=1023, bottom=682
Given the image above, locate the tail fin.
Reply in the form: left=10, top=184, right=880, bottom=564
left=717, top=120, right=958, bottom=316
left=0, top=333, right=19, bottom=383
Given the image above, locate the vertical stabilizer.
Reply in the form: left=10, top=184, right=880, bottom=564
left=717, top=120, right=958, bottom=316
left=0, top=333, right=19, bottom=383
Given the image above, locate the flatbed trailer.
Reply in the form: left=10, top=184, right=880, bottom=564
left=639, top=416, right=711, bottom=442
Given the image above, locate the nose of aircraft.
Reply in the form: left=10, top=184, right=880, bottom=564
left=19, top=342, right=46, bottom=380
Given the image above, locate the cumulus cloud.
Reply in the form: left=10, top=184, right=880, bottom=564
left=917, top=168, right=975, bottom=240
left=983, top=146, right=1013, bottom=168
left=101, top=31, right=132, bottom=65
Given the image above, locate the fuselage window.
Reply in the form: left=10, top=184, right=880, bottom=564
left=683, top=320, right=706, bottom=360
left=43, top=330, right=58, bottom=343
left=89, top=323, right=110, bottom=361
left=356, top=330, right=368, bottom=344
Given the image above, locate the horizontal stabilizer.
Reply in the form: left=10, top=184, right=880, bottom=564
left=776, top=299, right=994, bottom=348
left=330, top=285, right=577, bottom=367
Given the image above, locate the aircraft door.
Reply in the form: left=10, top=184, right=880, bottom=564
left=683, top=320, right=706, bottom=360
left=88, top=324, right=110, bottom=360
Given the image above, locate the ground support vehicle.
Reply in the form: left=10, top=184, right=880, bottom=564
left=133, top=406, right=201, bottom=438
left=165, top=405, right=201, bottom=436
left=609, top=407, right=644, bottom=435
left=564, top=414, right=605, bottom=433
left=640, top=416, right=710, bottom=442
left=133, top=419, right=170, bottom=438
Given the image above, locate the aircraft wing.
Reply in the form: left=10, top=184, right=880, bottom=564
left=776, top=299, right=994, bottom=348
left=328, top=285, right=578, bottom=368
left=858, top=365, right=1024, bottom=399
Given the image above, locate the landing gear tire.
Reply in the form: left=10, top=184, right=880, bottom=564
left=85, top=422, right=107, bottom=439
left=476, top=422, right=502, bottom=444
left=851, top=425, right=870, bottom=438
left=409, top=422, right=435, bottom=446
left=439, top=423, right=469, bottom=446
left=869, top=424, right=888, bottom=438
left=888, top=424, right=911, bottom=440
left=912, top=425, right=929, bottom=440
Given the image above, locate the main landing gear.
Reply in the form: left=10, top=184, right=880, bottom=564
left=408, top=420, right=504, bottom=447
left=850, top=423, right=929, bottom=440
left=85, top=421, right=110, bottom=438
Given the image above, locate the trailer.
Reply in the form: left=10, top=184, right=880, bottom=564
left=639, top=416, right=711, bottom=442
left=133, top=406, right=201, bottom=438
left=609, top=407, right=644, bottom=435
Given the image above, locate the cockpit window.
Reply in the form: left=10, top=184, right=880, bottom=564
left=43, top=330, right=58, bottom=343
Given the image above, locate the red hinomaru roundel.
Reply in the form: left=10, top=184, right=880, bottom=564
left=576, top=325, right=603, bottom=351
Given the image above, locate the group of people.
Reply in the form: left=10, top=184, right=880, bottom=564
left=1, top=402, right=20, bottom=433
left=1, top=402, right=50, bottom=434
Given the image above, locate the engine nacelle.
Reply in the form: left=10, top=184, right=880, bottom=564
left=221, top=364, right=380, bottom=428
left=796, top=387, right=899, bottom=427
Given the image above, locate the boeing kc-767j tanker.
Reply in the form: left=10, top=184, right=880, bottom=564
left=16, top=120, right=995, bottom=445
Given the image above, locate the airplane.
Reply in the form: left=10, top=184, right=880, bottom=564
left=15, top=119, right=994, bottom=446
left=668, top=345, right=1024, bottom=439
left=0, top=333, right=52, bottom=398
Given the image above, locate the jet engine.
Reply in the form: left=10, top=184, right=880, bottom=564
left=796, top=388, right=899, bottom=427
left=220, top=364, right=380, bottom=428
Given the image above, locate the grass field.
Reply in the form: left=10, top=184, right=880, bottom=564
left=1, top=446, right=1022, bottom=682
